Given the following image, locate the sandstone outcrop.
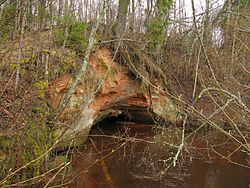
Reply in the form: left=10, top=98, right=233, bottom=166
left=48, top=49, right=180, bottom=145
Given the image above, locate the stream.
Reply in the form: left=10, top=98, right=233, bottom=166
left=70, top=121, right=250, bottom=188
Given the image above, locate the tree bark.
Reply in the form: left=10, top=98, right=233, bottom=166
left=60, top=2, right=107, bottom=111
left=78, top=0, right=83, bottom=22
left=130, top=0, right=135, bottom=31
left=58, top=0, right=63, bottom=21
left=203, top=0, right=211, bottom=44
left=115, top=0, right=130, bottom=38
left=15, top=0, right=26, bottom=90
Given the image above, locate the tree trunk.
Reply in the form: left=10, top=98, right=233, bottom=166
left=223, top=0, right=232, bottom=49
left=38, top=0, right=46, bottom=30
left=203, top=0, right=211, bottom=44
left=85, top=0, right=88, bottom=20
left=60, top=2, right=107, bottom=111
left=129, top=0, right=135, bottom=32
left=105, top=0, right=111, bottom=24
left=58, top=0, right=63, bottom=22
left=15, top=0, right=26, bottom=90
left=115, top=0, right=129, bottom=38
left=78, top=0, right=83, bottom=22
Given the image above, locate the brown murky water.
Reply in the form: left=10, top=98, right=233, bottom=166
left=70, top=122, right=250, bottom=188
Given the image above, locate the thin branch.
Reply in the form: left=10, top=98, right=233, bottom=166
left=173, top=113, right=187, bottom=167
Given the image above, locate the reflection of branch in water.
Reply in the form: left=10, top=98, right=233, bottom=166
left=88, top=133, right=176, bottom=148
left=90, top=138, right=116, bottom=188
left=128, top=171, right=161, bottom=181
left=211, top=148, right=250, bottom=169
left=49, top=138, right=133, bottom=188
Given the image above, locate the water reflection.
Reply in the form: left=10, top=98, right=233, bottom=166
left=204, top=166, right=220, bottom=188
left=187, top=159, right=250, bottom=188
left=70, top=123, right=250, bottom=188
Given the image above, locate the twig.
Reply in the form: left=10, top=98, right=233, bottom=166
left=90, top=138, right=116, bottom=188
left=47, top=138, right=133, bottom=188
left=59, top=2, right=107, bottom=112
left=2, top=163, right=67, bottom=187
left=198, top=87, right=250, bottom=113
left=43, top=162, right=71, bottom=188
left=191, top=0, right=221, bottom=88
left=172, top=113, right=187, bottom=167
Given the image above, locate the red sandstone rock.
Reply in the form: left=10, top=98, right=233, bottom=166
left=48, top=49, right=179, bottom=144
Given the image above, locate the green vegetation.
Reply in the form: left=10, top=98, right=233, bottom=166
left=34, top=80, right=48, bottom=97
left=0, top=2, right=17, bottom=41
left=54, top=17, right=88, bottom=52
left=146, top=18, right=168, bottom=49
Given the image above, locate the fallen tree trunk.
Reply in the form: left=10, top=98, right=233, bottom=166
left=48, top=49, right=181, bottom=147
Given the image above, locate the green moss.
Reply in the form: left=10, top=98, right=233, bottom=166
left=32, top=106, right=45, bottom=114
left=109, top=66, right=118, bottom=76
left=99, top=59, right=109, bottom=71
left=140, top=81, right=149, bottom=94
left=34, top=80, right=48, bottom=98
left=50, top=50, right=78, bottom=76
left=0, top=137, right=11, bottom=149
left=146, top=18, right=168, bottom=50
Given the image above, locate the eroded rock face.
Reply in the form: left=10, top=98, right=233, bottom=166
left=48, top=49, right=180, bottom=145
